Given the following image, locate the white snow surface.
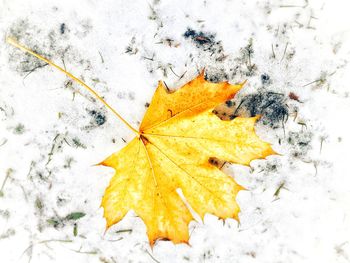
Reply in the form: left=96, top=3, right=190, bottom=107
left=0, top=0, right=350, bottom=262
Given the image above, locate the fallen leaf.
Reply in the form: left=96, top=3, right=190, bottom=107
left=7, top=38, right=276, bottom=246
left=65, top=212, right=86, bottom=221
left=100, top=72, right=275, bottom=245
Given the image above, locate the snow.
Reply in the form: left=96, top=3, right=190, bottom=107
left=1, top=0, right=350, bottom=262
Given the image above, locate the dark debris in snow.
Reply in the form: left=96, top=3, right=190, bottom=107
left=89, top=110, right=106, bottom=126
left=214, top=91, right=289, bottom=128
left=183, top=28, right=215, bottom=45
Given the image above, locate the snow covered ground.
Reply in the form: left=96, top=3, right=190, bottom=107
left=0, top=0, right=350, bottom=262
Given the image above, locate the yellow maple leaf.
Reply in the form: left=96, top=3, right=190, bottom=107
left=7, top=38, right=275, bottom=246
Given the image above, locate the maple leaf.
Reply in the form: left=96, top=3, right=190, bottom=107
left=7, top=38, right=276, bottom=246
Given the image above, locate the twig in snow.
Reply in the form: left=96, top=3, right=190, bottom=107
left=320, top=137, right=326, bottom=153
left=280, top=42, right=289, bottom=62
left=145, top=249, right=160, bottom=263
left=0, top=168, right=14, bottom=197
left=271, top=44, right=276, bottom=59
left=0, top=138, right=7, bottom=147
left=273, top=182, right=286, bottom=199
left=22, top=63, right=48, bottom=80
left=21, top=239, right=73, bottom=262
left=169, top=66, right=179, bottom=78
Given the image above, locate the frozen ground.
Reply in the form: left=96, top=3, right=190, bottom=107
left=0, top=0, right=350, bottom=262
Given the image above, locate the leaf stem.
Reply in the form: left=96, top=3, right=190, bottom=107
left=6, top=37, right=139, bottom=135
